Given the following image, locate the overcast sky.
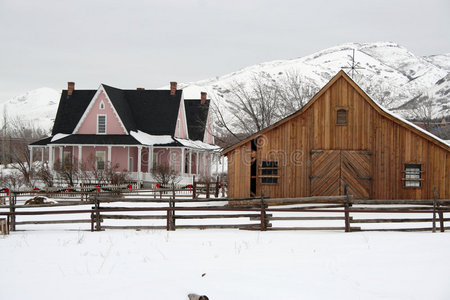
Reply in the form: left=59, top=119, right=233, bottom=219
left=0, top=0, right=449, bottom=101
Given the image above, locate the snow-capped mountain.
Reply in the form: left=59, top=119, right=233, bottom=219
left=1, top=42, right=449, bottom=134
left=183, top=42, right=449, bottom=117
left=0, top=87, right=60, bottom=132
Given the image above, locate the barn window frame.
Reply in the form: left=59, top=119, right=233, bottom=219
left=335, top=106, right=349, bottom=125
left=260, top=160, right=279, bottom=184
left=402, top=163, right=423, bottom=188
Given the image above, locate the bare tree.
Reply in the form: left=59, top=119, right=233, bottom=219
left=409, top=96, right=435, bottom=131
left=212, top=71, right=317, bottom=146
left=150, top=164, right=180, bottom=187
left=2, top=116, right=47, bottom=186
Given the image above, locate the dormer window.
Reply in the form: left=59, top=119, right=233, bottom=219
left=336, top=108, right=348, bottom=125
left=97, top=115, right=106, bottom=134
left=99, top=101, right=105, bottom=110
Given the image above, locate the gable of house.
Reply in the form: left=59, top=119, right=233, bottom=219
left=74, top=87, right=128, bottom=135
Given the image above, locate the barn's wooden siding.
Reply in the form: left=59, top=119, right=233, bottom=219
left=225, top=72, right=449, bottom=200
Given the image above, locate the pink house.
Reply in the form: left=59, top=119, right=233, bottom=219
left=30, top=82, right=220, bottom=184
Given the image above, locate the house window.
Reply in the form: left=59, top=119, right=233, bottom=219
left=99, top=101, right=105, bottom=110
left=97, top=115, right=106, bottom=134
left=403, top=164, right=422, bottom=187
left=260, top=161, right=279, bottom=184
left=96, top=151, right=105, bottom=170
left=63, top=151, right=71, bottom=169
left=336, top=109, right=348, bottom=125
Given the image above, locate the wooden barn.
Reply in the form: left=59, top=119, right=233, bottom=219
left=222, top=71, right=450, bottom=200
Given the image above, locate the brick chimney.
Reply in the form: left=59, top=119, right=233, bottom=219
left=201, top=92, right=207, bottom=104
left=170, top=82, right=177, bottom=96
left=137, top=87, right=145, bottom=90
left=67, top=82, right=75, bottom=96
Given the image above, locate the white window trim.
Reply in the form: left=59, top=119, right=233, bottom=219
left=97, top=114, right=107, bottom=134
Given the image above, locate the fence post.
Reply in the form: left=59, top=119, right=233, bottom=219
left=9, top=193, right=15, bottom=232
left=260, top=192, right=267, bottom=231
left=433, top=186, right=444, bottom=232
left=193, top=179, right=197, bottom=199
left=94, top=194, right=101, bottom=231
left=215, top=176, right=219, bottom=198
left=206, top=182, right=210, bottom=199
left=344, top=184, right=351, bottom=233
left=170, top=184, right=176, bottom=231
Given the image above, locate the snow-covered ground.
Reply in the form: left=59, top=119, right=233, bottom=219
left=1, top=229, right=449, bottom=300
left=1, top=194, right=450, bottom=299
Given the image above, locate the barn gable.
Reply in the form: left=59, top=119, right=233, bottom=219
left=223, top=71, right=450, bottom=200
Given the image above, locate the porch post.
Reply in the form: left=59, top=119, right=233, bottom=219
left=215, top=153, right=219, bottom=175
left=148, top=146, right=153, bottom=173
left=181, top=147, right=185, bottom=175
left=49, top=145, right=54, bottom=170
left=41, top=147, right=44, bottom=163
left=137, top=146, right=142, bottom=183
left=59, top=146, right=63, bottom=168
left=107, top=145, right=112, bottom=166
left=196, top=151, right=199, bottom=175
left=189, top=149, right=192, bottom=175
left=78, top=145, right=82, bottom=169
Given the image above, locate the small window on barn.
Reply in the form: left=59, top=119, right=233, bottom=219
left=97, top=115, right=106, bottom=134
left=336, top=109, right=347, bottom=125
left=260, top=161, right=279, bottom=184
left=403, top=164, right=422, bottom=187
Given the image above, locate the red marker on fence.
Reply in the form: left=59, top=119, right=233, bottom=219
left=95, top=185, right=100, bottom=193
left=156, top=183, right=161, bottom=188
left=127, top=184, right=132, bottom=192
left=34, top=187, right=39, bottom=192
left=5, top=188, right=9, bottom=196
left=67, top=186, right=72, bottom=193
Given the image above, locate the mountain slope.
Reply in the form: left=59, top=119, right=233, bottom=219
left=0, top=87, right=60, bottom=132
left=2, top=42, right=449, bottom=135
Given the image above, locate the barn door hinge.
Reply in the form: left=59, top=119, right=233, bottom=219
left=309, top=175, right=322, bottom=179
left=357, top=176, right=372, bottom=180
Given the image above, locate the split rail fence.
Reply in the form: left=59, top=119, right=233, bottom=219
left=1, top=190, right=449, bottom=234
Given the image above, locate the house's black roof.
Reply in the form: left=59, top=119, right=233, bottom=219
left=30, top=136, right=53, bottom=146
left=38, top=134, right=182, bottom=147
left=51, top=85, right=183, bottom=136
left=52, top=90, right=96, bottom=135
left=185, top=99, right=210, bottom=141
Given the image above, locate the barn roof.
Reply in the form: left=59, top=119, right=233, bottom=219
left=222, top=70, right=450, bottom=155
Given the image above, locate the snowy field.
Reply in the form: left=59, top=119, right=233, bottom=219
left=1, top=228, right=450, bottom=299
left=1, top=193, right=450, bottom=299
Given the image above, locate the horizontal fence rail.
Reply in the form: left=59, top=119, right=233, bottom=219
left=1, top=193, right=449, bottom=234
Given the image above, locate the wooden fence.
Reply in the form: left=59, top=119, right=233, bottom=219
left=1, top=193, right=449, bottom=234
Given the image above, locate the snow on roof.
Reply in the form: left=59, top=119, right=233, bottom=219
left=362, top=84, right=450, bottom=148
left=175, top=138, right=221, bottom=151
left=130, top=130, right=174, bottom=146
left=51, top=133, right=71, bottom=142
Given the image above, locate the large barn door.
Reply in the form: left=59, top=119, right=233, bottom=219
left=310, top=150, right=372, bottom=199
left=310, top=150, right=341, bottom=196
left=340, top=151, right=371, bottom=199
